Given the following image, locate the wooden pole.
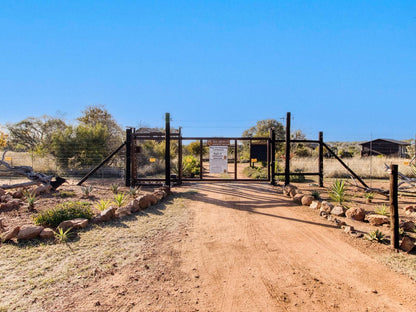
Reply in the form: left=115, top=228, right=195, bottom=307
left=270, top=129, right=276, bottom=185
left=200, top=139, right=203, bottom=180
left=165, top=113, right=171, bottom=187
left=319, top=131, right=324, bottom=187
left=285, top=112, right=291, bottom=186
left=234, top=139, right=238, bottom=180
left=178, top=127, right=182, bottom=185
left=125, top=128, right=132, bottom=187
left=390, top=164, right=399, bottom=249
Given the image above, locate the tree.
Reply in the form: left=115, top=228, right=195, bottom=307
left=77, top=105, right=123, bottom=151
left=52, top=124, right=110, bottom=169
left=6, top=116, right=66, bottom=153
left=242, top=119, right=285, bottom=139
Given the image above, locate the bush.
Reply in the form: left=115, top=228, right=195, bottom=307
left=33, top=201, right=93, bottom=227
left=182, top=155, right=200, bottom=177
left=243, top=166, right=268, bottom=179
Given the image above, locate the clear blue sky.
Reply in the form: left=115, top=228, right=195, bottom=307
left=0, top=1, right=415, bottom=142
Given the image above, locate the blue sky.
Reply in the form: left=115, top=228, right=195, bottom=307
left=0, top=1, right=415, bottom=141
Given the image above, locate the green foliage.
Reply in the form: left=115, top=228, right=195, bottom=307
left=113, top=193, right=127, bottom=208
left=54, top=227, right=73, bottom=244
left=186, top=141, right=208, bottom=156
left=128, top=186, right=141, bottom=197
left=365, top=192, right=375, bottom=200
left=51, top=123, right=110, bottom=169
left=33, top=201, right=93, bottom=227
left=291, top=169, right=306, bottom=183
left=81, top=186, right=93, bottom=197
left=54, top=190, right=76, bottom=198
left=365, top=229, right=385, bottom=242
left=329, top=179, right=347, bottom=205
left=243, top=166, right=268, bottom=179
left=338, top=149, right=354, bottom=158
left=111, top=183, right=120, bottom=194
left=242, top=119, right=285, bottom=139
left=96, top=199, right=112, bottom=211
left=6, top=115, right=66, bottom=153
left=374, top=204, right=389, bottom=216
left=311, top=190, right=321, bottom=200
left=23, top=190, right=37, bottom=209
left=181, top=155, right=200, bottom=178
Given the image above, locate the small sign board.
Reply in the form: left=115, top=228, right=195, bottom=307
left=207, top=139, right=230, bottom=146
left=250, top=144, right=268, bottom=162
left=149, top=158, right=156, bottom=163
left=5, top=157, right=12, bottom=161
left=209, top=146, right=228, bottom=173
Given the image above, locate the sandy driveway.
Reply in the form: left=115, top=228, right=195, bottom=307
left=60, top=181, right=415, bottom=312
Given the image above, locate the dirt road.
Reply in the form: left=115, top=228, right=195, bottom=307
left=61, top=182, right=416, bottom=312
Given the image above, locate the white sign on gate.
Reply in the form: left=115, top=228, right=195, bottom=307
left=209, top=146, right=228, bottom=174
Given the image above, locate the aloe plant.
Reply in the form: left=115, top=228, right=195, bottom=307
left=113, top=193, right=127, bottom=208
left=329, top=179, right=347, bottom=205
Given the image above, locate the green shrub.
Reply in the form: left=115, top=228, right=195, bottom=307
left=365, top=229, right=385, bottom=242
left=329, top=179, right=347, bottom=205
left=33, top=201, right=93, bottom=227
left=182, top=155, right=200, bottom=178
left=374, top=204, right=389, bottom=216
left=243, top=166, right=268, bottom=179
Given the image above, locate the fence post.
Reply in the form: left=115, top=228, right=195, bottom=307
left=178, top=127, right=182, bottom=185
left=285, top=112, right=291, bottom=186
left=319, top=131, right=324, bottom=187
left=200, top=139, right=203, bottom=180
left=234, top=139, right=238, bottom=180
left=165, top=113, right=171, bottom=187
left=390, top=164, right=399, bottom=249
left=125, top=128, right=132, bottom=187
left=270, top=128, right=276, bottom=185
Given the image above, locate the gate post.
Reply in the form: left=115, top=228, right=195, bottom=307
left=178, top=127, right=183, bottom=185
left=165, top=113, right=171, bottom=187
left=284, top=112, right=291, bottom=186
left=270, top=128, right=276, bottom=185
left=319, top=131, right=324, bottom=187
left=125, top=128, right=132, bottom=187
left=390, top=164, right=399, bottom=249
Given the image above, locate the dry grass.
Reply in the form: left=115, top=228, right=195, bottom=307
left=290, top=156, right=414, bottom=179
left=0, top=193, right=191, bottom=311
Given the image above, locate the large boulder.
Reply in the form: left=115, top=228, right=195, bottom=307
left=58, top=218, right=89, bottom=232
left=367, top=215, right=390, bottom=226
left=1, top=226, right=20, bottom=242
left=400, top=237, right=414, bottom=252
left=34, top=184, right=53, bottom=196
left=39, top=228, right=55, bottom=240
left=153, top=191, right=166, bottom=201
left=310, top=201, right=321, bottom=210
left=301, top=195, right=314, bottom=206
left=116, top=206, right=132, bottom=218
left=92, top=207, right=116, bottom=223
left=293, top=194, right=304, bottom=205
left=320, top=201, right=334, bottom=214
left=331, top=205, right=346, bottom=217
left=346, top=207, right=366, bottom=222
left=17, top=225, right=44, bottom=240
left=138, top=195, right=152, bottom=209
left=128, top=199, right=141, bottom=213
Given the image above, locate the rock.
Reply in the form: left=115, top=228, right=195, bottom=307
left=0, top=194, right=12, bottom=203
left=367, top=215, right=390, bottom=226
left=147, top=194, right=158, bottom=205
left=320, top=211, right=328, bottom=218
left=335, top=219, right=347, bottom=228
left=128, top=199, right=141, bottom=213
left=0, top=218, right=4, bottom=232
left=399, top=220, right=415, bottom=232
left=158, top=185, right=170, bottom=195
left=0, top=188, right=5, bottom=196
left=346, top=207, right=366, bottom=222
left=309, top=201, right=321, bottom=210
left=153, top=191, right=165, bottom=201
left=400, top=237, right=414, bottom=252
left=1, top=226, right=20, bottom=242
left=12, top=190, right=24, bottom=198
left=283, top=184, right=298, bottom=197
left=301, top=195, right=314, bottom=206
left=342, top=225, right=354, bottom=233
left=58, top=218, right=88, bottom=232
left=116, top=206, right=132, bottom=218
left=138, top=195, right=152, bottom=209
left=331, top=205, right=346, bottom=217
left=404, top=205, right=416, bottom=215
left=17, top=225, right=44, bottom=240
left=320, top=201, right=334, bottom=213
left=0, top=199, right=20, bottom=211
left=293, top=194, right=304, bottom=205
left=350, top=232, right=363, bottom=238
left=34, top=184, right=53, bottom=196
left=92, top=207, right=116, bottom=223
left=39, top=228, right=55, bottom=239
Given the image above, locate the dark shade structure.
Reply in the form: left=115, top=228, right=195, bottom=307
left=360, top=139, right=410, bottom=158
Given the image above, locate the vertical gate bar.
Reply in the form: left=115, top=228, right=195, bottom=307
left=270, top=129, right=276, bottom=185
left=285, top=112, right=291, bottom=186
left=234, top=139, right=238, bottom=180
left=390, top=164, right=399, bottom=249
left=125, top=128, right=132, bottom=187
left=165, top=113, right=171, bottom=187
left=178, top=127, right=182, bottom=185
left=267, top=133, right=270, bottom=181
left=131, top=128, right=137, bottom=186
left=319, top=131, right=324, bottom=187
left=200, top=139, right=203, bottom=180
